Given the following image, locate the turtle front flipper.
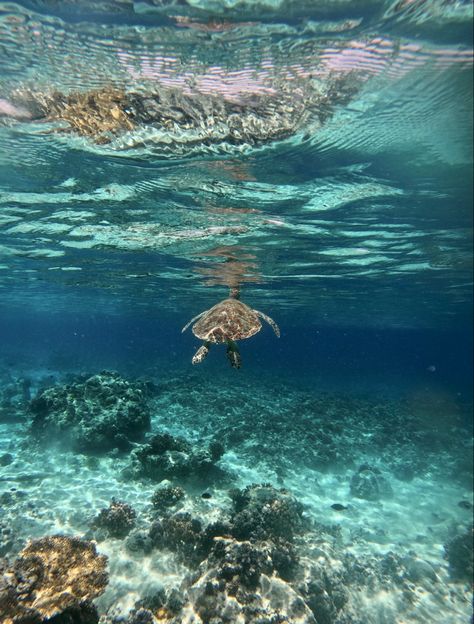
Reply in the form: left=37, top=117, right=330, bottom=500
left=226, top=340, right=242, bottom=369
left=254, top=310, right=280, bottom=337
left=192, top=342, right=211, bottom=365
left=182, top=310, right=206, bottom=333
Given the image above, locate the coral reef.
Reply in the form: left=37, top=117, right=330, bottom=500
left=149, top=512, right=208, bottom=566
left=145, top=482, right=305, bottom=579
left=92, top=499, right=137, bottom=539
left=229, top=483, right=306, bottom=541
left=341, top=549, right=443, bottom=599
left=156, top=373, right=472, bottom=491
left=208, top=439, right=225, bottom=463
left=185, top=537, right=316, bottom=623
left=153, top=375, right=453, bottom=479
left=139, top=481, right=310, bottom=621
left=126, top=432, right=224, bottom=482
left=298, top=562, right=349, bottom=624
left=151, top=484, right=185, bottom=511
left=0, top=535, right=108, bottom=623
left=444, top=526, right=474, bottom=582
left=103, top=585, right=185, bottom=624
left=0, top=369, right=471, bottom=624
left=29, top=372, right=151, bottom=452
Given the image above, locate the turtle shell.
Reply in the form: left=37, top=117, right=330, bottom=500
left=192, top=298, right=261, bottom=343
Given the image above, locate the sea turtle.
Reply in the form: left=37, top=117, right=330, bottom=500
left=182, top=297, right=280, bottom=368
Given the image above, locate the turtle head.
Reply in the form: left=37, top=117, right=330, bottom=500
left=229, top=286, right=240, bottom=300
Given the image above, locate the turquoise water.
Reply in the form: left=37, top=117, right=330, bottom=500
left=0, top=2, right=472, bottom=623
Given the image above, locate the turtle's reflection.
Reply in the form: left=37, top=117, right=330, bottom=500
left=182, top=246, right=279, bottom=368
left=193, top=246, right=260, bottom=295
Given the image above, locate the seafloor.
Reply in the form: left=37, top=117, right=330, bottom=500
left=0, top=364, right=472, bottom=624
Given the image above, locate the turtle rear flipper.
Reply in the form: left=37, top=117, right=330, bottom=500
left=192, top=342, right=210, bottom=365
left=226, top=340, right=241, bottom=369
left=255, top=310, right=280, bottom=337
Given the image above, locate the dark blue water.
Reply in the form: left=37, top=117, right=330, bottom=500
left=1, top=308, right=472, bottom=406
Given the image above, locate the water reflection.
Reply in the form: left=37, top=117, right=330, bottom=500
left=1, top=71, right=361, bottom=152
left=192, top=245, right=262, bottom=298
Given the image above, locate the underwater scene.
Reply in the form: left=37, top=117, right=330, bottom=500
left=0, top=1, right=473, bottom=623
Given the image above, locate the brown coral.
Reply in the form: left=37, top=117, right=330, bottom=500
left=0, top=535, right=108, bottom=623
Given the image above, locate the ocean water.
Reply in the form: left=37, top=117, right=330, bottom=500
left=0, top=1, right=472, bottom=623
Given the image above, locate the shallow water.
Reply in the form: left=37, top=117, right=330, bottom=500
left=0, top=1, right=472, bottom=623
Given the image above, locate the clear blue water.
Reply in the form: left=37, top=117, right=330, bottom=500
left=0, top=2, right=472, bottom=623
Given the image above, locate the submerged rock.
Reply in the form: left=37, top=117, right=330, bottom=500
left=391, top=460, right=416, bottom=482
left=0, top=453, right=13, bottom=466
left=0, top=377, right=31, bottom=423
left=350, top=464, right=393, bottom=501
left=0, top=521, right=23, bottom=558
left=125, top=529, right=153, bottom=555
left=444, top=526, right=474, bottom=582
left=29, top=371, right=151, bottom=452
left=403, top=556, right=439, bottom=584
